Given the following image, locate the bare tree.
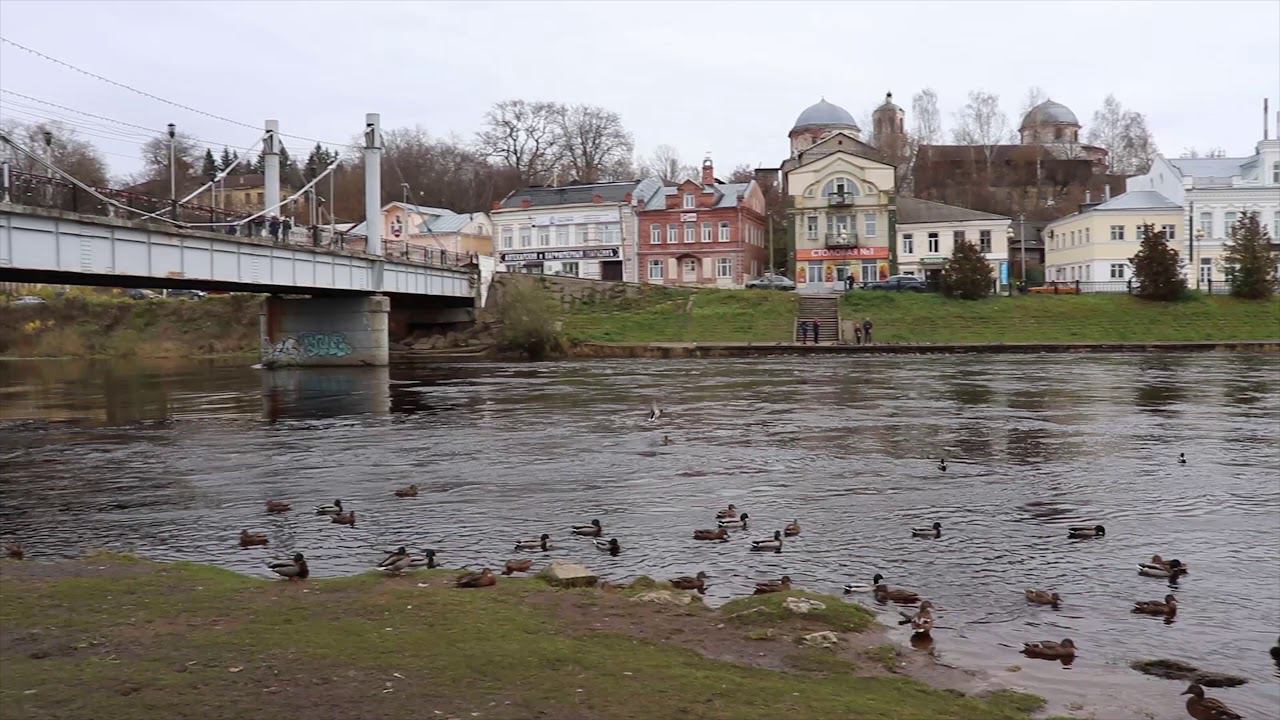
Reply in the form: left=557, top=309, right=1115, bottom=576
left=383, top=126, right=521, bottom=212
left=0, top=118, right=108, bottom=186
left=1019, top=86, right=1048, bottom=119
left=951, top=90, right=1010, bottom=163
left=1085, top=95, right=1158, bottom=174
left=728, top=164, right=755, bottom=183
left=637, top=144, right=697, bottom=184
left=476, top=99, right=564, bottom=185
left=555, top=104, right=634, bottom=183
left=910, top=88, right=943, bottom=145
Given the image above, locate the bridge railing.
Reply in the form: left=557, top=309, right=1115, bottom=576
left=3, top=172, right=471, bottom=267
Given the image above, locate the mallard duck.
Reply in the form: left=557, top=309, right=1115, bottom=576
left=594, top=537, right=621, bottom=556
left=753, top=575, right=792, bottom=595
left=715, top=504, right=738, bottom=519
left=1133, top=593, right=1178, bottom=616
left=717, top=512, right=749, bottom=529
left=514, top=534, right=553, bottom=551
left=265, top=500, right=291, bottom=513
left=455, top=568, right=496, bottom=588
left=267, top=552, right=309, bottom=580
left=647, top=401, right=662, bottom=423
left=912, top=522, right=942, bottom=538
left=330, top=510, right=356, bottom=526
left=750, top=530, right=783, bottom=553
left=502, top=558, right=533, bottom=575
left=239, top=529, right=269, bottom=547
left=670, top=571, right=708, bottom=593
left=4, top=542, right=25, bottom=560
left=693, top=528, right=730, bottom=541
left=393, top=484, right=419, bottom=498
left=1022, top=638, right=1075, bottom=660
left=1138, top=555, right=1187, bottom=578
left=872, top=573, right=920, bottom=604
left=784, top=519, right=801, bottom=537
left=1067, top=524, right=1105, bottom=539
left=1178, top=452, right=1187, bottom=465
left=572, top=519, right=603, bottom=537
left=661, top=435, right=673, bottom=446
left=314, top=499, right=343, bottom=515
left=1181, top=683, right=1242, bottom=720
left=376, top=546, right=412, bottom=574
left=1025, top=589, right=1062, bottom=607
left=1271, top=636, right=1279, bottom=664
left=938, top=458, right=947, bottom=471
left=899, top=600, right=934, bottom=635
left=407, top=549, right=437, bottom=569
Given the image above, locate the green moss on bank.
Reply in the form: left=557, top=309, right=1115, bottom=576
left=0, top=556, right=1040, bottom=720
left=561, top=287, right=795, bottom=344
left=720, top=590, right=875, bottom=632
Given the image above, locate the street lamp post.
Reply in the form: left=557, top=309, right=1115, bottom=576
left=1194, top=228, right=1205, bottom=290
left=167, top=123, right=177, bottom=219
left=401, top=182, right=410, bottom=205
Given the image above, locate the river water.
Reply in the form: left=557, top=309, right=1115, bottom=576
left=1, top=354, right=1277, bottom=719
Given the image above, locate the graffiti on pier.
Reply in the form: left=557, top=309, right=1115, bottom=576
left=262, top=332, right=353, bottom=366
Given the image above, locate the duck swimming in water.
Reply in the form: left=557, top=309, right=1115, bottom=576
left=693, top=527, right=730, bottom=542
left=1178, top=452, right=1187, bottom=465
left=717, top=512, right=749, bottom=529
left=1181, top=683, right=1241, bottom=720
left=1022, top=638, right=1075, bottom=660
left=265, top=500, right=291, bottom=513
left=571, top=519, right=603, bottom=537
left=1025, top=589, right=1062, bottom=607
left=1067, top=524, right=1105, bottom=539
left=750, top=530, right=783, bottom=553
left=1133, top=593, right=1178, bottom=617
left=594, top=538, right=621, bottom=556
left=647, top=401, right=662, bottom=423
left=715, top=504, right=738, bottom=519
left=330, top=510, right=356, bottom=526
left=393, top=484, right=419, bottom=498
left=784, top=519, right=801, bottom=537
left=899, top=601, right=934, bottom=635
left=239, top=530, right=269, bottom=547
left=938, top=458, right=947, bottom=471
left=669, top=571, right=708, bottom=593
left=514, top=534, right=554, bottom=552
left=753, top=576, right=792, bottom=595
left=314, top=499, right=343, bottom=515
left=1137, top=555, right=1187, bottom=578
left=267, top=552, right=309, bottom=581
left=871, top=573, right=920, bottom=604
left=912, top=522, right=942, bottom=538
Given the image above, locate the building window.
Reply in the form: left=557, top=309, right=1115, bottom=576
left=702, top=222, right=713, bottom=242
left=1110, top=263, right=1126, bottom=279
left=1110, top=225, right=1124, bottom=241
left=683, top=193, right=695, bottom=209
left=927, top=232, right=939, bottom=253
left=1084, top=227, right=1090, bottom=244
left=979, top=230, right=991, bottom=253
left=257, top=191, right=264, bottom=204
left=538, top=229, right=550, bottom=247
left=864, top=213, right=877, bottom=237
left=902, top=233, right=914, bottom=255
left=682, top=258, right=698, bottom=278
left=718, top=221, right=731, bottom=242
left=1224, top=211, right=1237, bottom=233
left=1199, top=212, right=1212, bottom=236
left=668, top=224, right=679, bottom=243
left=1136, top=225, right=1147, bottom=241
left=827, top=214, right=851, bottom=239
left=1274, top=211, right=1280, bottom=234
left=684, top=223, right=696, bottom=243
left=953, top=230, right=966, bottom=246
left=1161, top=224, right=1176, bottom=241
left=501, top=227, right=513, bottom=249
left=806, top=215, right=818, bottom=240
left=518, top=226, right=531, bottom=248
left=603, top=223, right=620, bottom=244
left=821, top=177, right=861, bottom=197
left=561, top=262, right=579, bottom=277
left=716, top=257, right=732, bottom=278
left=1273, top=161, right=1279, bottom=183
left=860, top=262, right=877, bottom=283
left=650, top=224, right=661, bottom=244
left=1199, top=257, right=1212, bottom=284
left=648, top=259, right=664, bottom=279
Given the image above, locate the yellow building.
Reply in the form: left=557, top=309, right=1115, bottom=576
left=217, top=174, right=295, bottom=213
left=1044, top=190, right=1183, bottom=285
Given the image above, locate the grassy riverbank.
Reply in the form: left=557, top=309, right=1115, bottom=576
left=560, top=288, right=795, bottom=344
left=0, top=292, right=260, bottom=358
left=0, top=555, right=1044, bottom=720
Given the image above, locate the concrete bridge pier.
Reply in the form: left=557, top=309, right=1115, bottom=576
left=260, top=295, right=389, bottom=368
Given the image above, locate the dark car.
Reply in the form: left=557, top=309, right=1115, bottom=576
left=745, top=273, right=796, bottom=291
left=124, top=288, right=160, bottom=300
left=866, top=275, right=927, bottom=292
left=168, top=289, right=208, bottom=300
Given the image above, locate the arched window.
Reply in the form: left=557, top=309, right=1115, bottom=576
left=821, top=177, right=861, bottom=197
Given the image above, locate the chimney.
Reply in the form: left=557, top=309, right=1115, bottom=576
left=1085, top=190, right=1091, bottom=204
left=520, top=198, right=532, bottom=209
left=1104, top=184, right=1111, bottom=201
left=491, top=200, right=501, bottom=211
left=701, top=154, right=715, bottom=185
left=591, top=193, right=603, bottom=204
left=1265, top=98, right=1270, bottom=140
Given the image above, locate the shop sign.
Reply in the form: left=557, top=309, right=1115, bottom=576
left=499, top=247, right=621, bottom=262
left=531, top=210, right=620, bottom=226
left=795, top=247, right=889, bottom=260
left=679, top=212, right=697, bottom=222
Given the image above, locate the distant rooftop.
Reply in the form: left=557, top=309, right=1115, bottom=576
left=1092, top=190, right=1181, bottom=211
left=499, top=181, right=639, bottom=210
left=897, top=196, right=1009, bottom=224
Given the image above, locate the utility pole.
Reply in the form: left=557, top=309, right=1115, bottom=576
left=42, top=130, right=54, bottom=205
left=263, top=119, right=281, bottom=223
left=328, top=169, right=335, bottom=245
left=1018, top=213, right=1026, bottom=287
left=167, top=123, right=177, bottom=219
left=364, top=113, right=383, bottom=256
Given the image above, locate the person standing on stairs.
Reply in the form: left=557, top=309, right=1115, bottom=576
left=862, top=317, right=874, bottom=344
left=854, top=323, right=863, bottom=345
left=811, top=318, right=821, bottom=344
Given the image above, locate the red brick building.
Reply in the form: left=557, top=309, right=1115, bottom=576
left=636, top=159, right=768, bottom=287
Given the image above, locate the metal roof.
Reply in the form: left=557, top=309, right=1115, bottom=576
left=1167, top=156, right=1249, bottom=179
left=792, top=99, right=859, bottom=132
left=1020, top=100, right=1079, bottom=129
left=1092, top=190, right=1181, bottom=211
left=499, top=181, right=639, bottom=209
left=896, top=196, right=1009, bottom=224
left=641, top=183, right=750, bottom=211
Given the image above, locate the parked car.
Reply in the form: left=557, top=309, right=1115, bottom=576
left=9, top=295, right=46, bottom=306
left=168, top=289, right=208, bottom=300
left=746, top=273, right=796, bottom=291
left=866, top=275, right=928, bottom=292
left=125, top=288, right=160, bottom=300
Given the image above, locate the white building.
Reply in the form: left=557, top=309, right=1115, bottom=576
left=491, top=180, right=661, bottom=282
left=1043, top=190, right=1183, bottom=286
left=1125, top=110, right=1280, bottom=284
left=895, top=197, right=1012, bottom=290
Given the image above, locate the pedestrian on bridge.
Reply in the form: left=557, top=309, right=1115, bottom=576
left=269, top=216, right=282, bottom=243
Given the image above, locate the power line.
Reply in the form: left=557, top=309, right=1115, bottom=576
left=1, top=88, right=161, bottom=134
left=0, top=37, right=360, bottom=149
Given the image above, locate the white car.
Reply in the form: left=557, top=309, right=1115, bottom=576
left=10, top=295, right=46, bottom=306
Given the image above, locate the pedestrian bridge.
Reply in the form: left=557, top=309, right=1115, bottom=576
left=0, top=203, right=475, bottom=298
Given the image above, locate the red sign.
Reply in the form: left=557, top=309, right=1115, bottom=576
left=796, top=247, right=889, bottom=260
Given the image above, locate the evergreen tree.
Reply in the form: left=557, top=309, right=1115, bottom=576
left=200, top=149, right=218, bottom=177
left=303, top=142, right=335, bottom=182
left=218, top=147, right=236, bottom=172
left=940, top=239, right=995, bottom=299
left=1220, top=211, right=1278, bottom=299
left=1129, top=224, right=1186, bottom=300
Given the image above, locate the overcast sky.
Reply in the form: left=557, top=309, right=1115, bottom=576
left=1, top=0, right=1277, bottom=182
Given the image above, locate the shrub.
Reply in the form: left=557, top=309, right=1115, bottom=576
left=1130, top=225, right=1186, bottom=301
left=496, top=279, right=562, bottom=359
left=1220, top=211, right=1278, bottom=299
left=940, top=239, right=994, bottom=300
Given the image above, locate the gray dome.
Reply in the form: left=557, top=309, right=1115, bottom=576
left=1020, top=100, right=1079, bottom=129
left=792, top=99, right=859, bottom=132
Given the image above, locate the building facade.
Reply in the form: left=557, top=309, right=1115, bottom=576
left=1043, top=190, right=1183, bottom=285
left=491, top=180, right=660, bottom=281
left=1125, top=116, right=1280, bottom=285
left=353, top=202, right=492, bottom=256
left=896, top=197, right=1011, bottom=290
left=635, top=159, right=768, bottom=287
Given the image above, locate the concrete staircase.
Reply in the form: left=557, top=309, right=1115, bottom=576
left=795, top=295, right=840, bottom=343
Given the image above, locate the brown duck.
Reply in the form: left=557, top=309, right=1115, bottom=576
left=670, top=571, right=708, bottom=593
left=1022, top=638, right=1076, bottom=660
left=899, top=600, right=934, bottom=635
left=693, top=528, right=730, bottom=542
left=330, top=510, right=356, bottom=526
left=393, top=484, right=419, bottom=498
left=753, top=576, right=792, bottom=595
left=1133, top=593, right=1177, bottom=617
left=1025, top=589, right=1062, bottom=607
left=4, top=542, right=24, bottom=560
left=715, top=504, right=738, bottom=519
left=502, top=558, right=533, bottom=576
left=239, top=530, right=269, bottom=547
left=456, top=568, right=496, bottom=588
left=265, top=500, right=291, bottom=513
left=872, top=574, right=920, bottom=604
left=784, top=519, right=801, bottom=537
left=1181, top=683, right=1242, bottom=720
